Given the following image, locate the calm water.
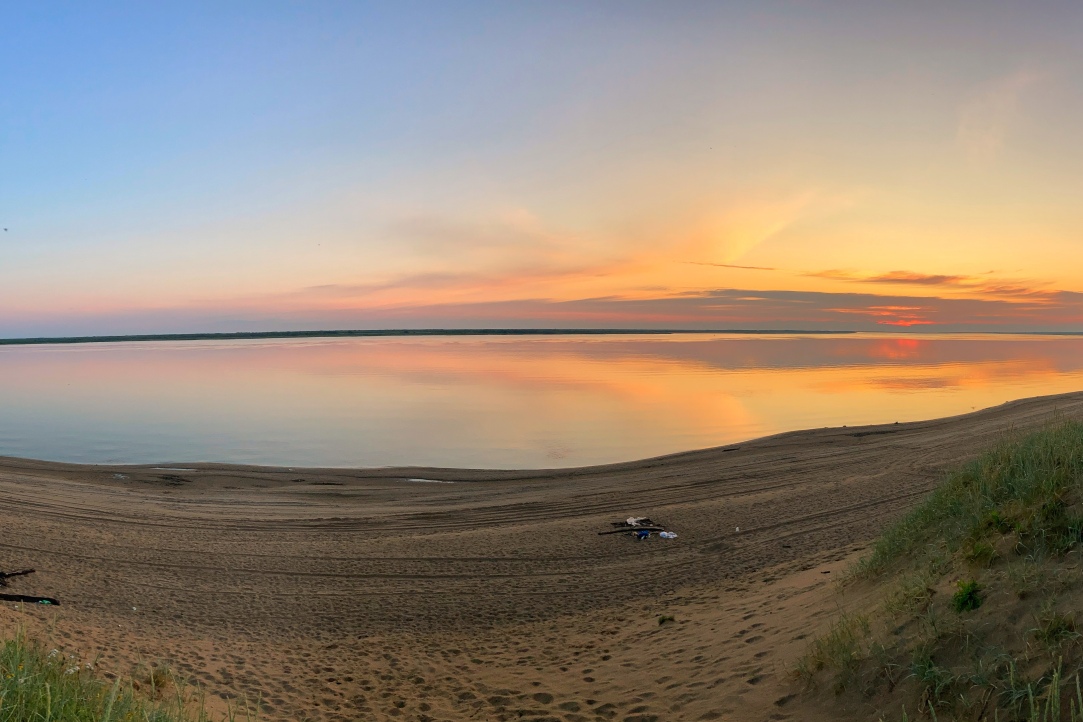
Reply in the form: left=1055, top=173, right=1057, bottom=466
left=1, top=333, right=1082, bottom=468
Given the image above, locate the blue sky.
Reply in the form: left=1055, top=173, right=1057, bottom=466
left=3, top=2, right=1083, bottom=334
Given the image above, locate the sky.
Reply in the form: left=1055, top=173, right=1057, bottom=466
left=3, top=1, right=1083, bottom=335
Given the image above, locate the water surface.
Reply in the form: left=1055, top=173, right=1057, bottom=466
left=1, top=333, right=1081, bottom=468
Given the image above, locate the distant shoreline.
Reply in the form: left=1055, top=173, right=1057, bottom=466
left=0, top=328, right=852, bottom=346
left=0, top=328, right=1081, bottom=346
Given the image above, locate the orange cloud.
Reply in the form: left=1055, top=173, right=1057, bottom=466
left=804, top=268, right=1058, bottom=304
left=810, top=270, right=972, bottom=286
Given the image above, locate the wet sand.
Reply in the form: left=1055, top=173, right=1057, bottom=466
left=2, top=391, right=1082, bottom=721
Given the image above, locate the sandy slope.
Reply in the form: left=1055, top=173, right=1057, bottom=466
left=2, top=391, right=1082, bottom=721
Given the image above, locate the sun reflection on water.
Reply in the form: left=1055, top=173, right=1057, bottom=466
left=0, top=333, right=1079, bottom=468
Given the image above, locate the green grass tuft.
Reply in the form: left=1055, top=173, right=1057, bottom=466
left=1033, top=601, right=1080, bottom=649
left=951, top=580, right=983, bottom=613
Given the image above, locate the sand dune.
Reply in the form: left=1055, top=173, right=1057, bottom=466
left=2, top=391, right=1082, bottom=721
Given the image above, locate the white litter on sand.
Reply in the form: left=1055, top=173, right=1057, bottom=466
left=403, top=478, right=455, bottom=484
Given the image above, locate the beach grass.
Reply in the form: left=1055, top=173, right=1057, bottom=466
left=856, top=418, right=1083, bottom=578
left=0, top=631, right=187, bottom=721
left=797, top=419, right=1083, bottom=720
left=0, top=630, right=256, bottom=722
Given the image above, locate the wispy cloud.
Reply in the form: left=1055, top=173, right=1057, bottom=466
left=382, top=209, right=600, bottom=273
left=957, top=69, right=1041, bottom=163
left=683, top=261, right=777, bottom=271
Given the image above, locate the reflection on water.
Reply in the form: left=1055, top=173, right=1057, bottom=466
left=0, top=333, right=1081, bottom=468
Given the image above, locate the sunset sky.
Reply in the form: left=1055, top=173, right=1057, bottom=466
left=3, top=2, right=1083, bottom=335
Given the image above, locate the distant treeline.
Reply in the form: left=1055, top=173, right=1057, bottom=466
left=0, top=328, right=852, bottom=346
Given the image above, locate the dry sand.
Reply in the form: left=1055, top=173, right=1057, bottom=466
left=2, top=391, right=1083, bottom=721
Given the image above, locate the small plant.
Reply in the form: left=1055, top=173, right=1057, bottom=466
left=657, top=615, right=675, bottom=625
left=951, top=580, right=983, bottom=613
left=996, top=656, right=1033, bottom=713
left=909, top=653, right=957, bottom=713
left=983, top=509, right=1016, bottom=534
left=963, top=539, right=999, bottom=566
left=134, top=663, right=176, bottom=699
left=883, top=571, right=935, bottom=618
left=1032, top=602, right=1079, bottom=648
left=914, top=607, right=964, bottom=648
left=795, top=614, right=870, bottom=692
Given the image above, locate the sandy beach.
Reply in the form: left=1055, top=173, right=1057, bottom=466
left=2, top=391, right=1082, bottom=721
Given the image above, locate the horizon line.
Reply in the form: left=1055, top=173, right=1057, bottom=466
left=1, top=328, right=1083, bottom=346
left=0, top=328, right=852, bottom=346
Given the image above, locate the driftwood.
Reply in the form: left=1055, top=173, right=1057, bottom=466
left=0, top=568, right=60, bottom=605
left=0, top=568, right=34, bottom=587
left=610, top=518, right=657, bottom=528
left=597, top=526, right=667, bottom=535
left=0, top=593, right=59, bottom=606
